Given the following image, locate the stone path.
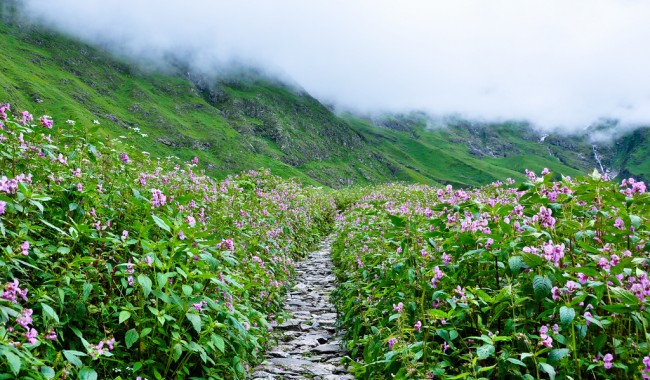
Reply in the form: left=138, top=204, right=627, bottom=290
left=250, top=236, right=353, bottom=380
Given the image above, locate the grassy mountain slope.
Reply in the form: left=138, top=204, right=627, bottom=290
left=0, top=16, right=645, bottom=188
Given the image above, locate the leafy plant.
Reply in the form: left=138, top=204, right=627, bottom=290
left=331, top=170, right=650, bottom=379
left=0, top=105, right=335, bottom=379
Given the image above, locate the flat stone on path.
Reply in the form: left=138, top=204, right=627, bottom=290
left=249, top=236, right=352, bottom=380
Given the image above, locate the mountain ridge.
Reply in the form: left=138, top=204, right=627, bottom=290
left=1, top=15, right=648, bottom=187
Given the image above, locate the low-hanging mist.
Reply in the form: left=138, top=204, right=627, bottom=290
left=15, top=0, right=650, bottom=133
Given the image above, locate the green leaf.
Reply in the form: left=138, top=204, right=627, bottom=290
left=138, top=274, right=153, bottom=297
left=152, top=214, right=171, bottom=233
left=40, top=366, right=55, bottom=379
left=82, top=282, right=93, bottom=301
left=476, top=344, right=495, bottom=360
left=584, top=315, right=604, bottom=329
left=508, top=256, right=528, bottom=274
left=30, top=200, right=44, bottom=213
left=119, top=310, right=131, bottom=324
left=593, top=334, right=607, bottom=352
left=62, top=350, right=86, bottom=367
left=629, top=215, right=642, bottom=229
left=125, top=328, right=139, bottom=348
left=507, top=358, right=527, bottom=367
left=186, top=313, right=202, bottom=333
left=610, top=287, right=639, bottom=305
left=389, top=215, right=406, bottom=228
left=3, top=350, right=21, bottom=375
left=549, top=348, right=570, bottom=364
left=212, top=334, right=225, bottom=353
left=560, top=306, right=575, bottom=326
left=79, top=367, right=98, bottom=380
left=173, top=343, right=183, bottom=361
left=40, top=303, right=59, bottom=323
left=539, top=362, right=556, bottom=380
left=522, top=252, right=545, bottom=268
left=533, top=275, right=552, bottom=300
left=564, top=266, right=601, bottom=277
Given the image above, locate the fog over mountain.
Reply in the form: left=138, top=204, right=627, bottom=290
left=16, top=0, right=650, bottom=132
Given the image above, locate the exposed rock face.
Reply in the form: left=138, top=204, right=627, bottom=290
left=250, top=237, right=353, bottom=380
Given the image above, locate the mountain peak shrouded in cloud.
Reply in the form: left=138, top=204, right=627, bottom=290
left=14, top=0, right=650, bottom=132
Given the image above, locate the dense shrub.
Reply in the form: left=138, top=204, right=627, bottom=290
left=0, top=105, right=335, bottom=379
left=332, top=171, right=650, bottom=379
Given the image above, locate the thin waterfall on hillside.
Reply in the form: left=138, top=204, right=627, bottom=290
left=592, top=144, right=606, bottom=174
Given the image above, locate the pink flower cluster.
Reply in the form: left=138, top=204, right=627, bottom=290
left=39, top=115, right=53, bottom=129
left=431, top=266, right=444, bottom=288
left=150, top=188, right=167, bottom=208
left=89, top=338, right=116, bottom=358
left=0, top=173, right=33, bottom=194
left=538, top=325, right=553, bottom=348
left=2, top=279, right=29, bottom=303
left=0, top=103, right=9, bottom=120
left=621, top=178, right=647, bottom=196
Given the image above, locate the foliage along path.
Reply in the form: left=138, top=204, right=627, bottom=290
left=250, top=236, right=353, bottom=380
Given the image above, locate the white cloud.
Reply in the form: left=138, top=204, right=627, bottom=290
left=18, top=0, right=650, bottom=131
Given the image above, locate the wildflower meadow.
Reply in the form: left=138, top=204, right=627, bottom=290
left=331, top=170, right=649, bottom=378
left=0, top=105, right=335, bottom=379
left=1, top=105, right=650, bottom=379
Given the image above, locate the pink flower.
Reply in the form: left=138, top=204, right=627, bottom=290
left=414, top=320, right=422, bottom=333
left=584, top=311, right=593, bottom=326
left=0, top=104, right=9, bottom=120
left=614, top=217, right=625, bottom=230
left=20, top=241, right=30, bottom=256
left=0, top=200, right=6, bottom=215
left=39, top=115, right=53, bottom=129
left=2, top=279, right=28, bottom=303
left=151, top=189, right=167, bottom=208
left=540, top=336, right=553, bottom=348
left=77, top=183, right=83, bottom=192
left=551, top=286, right=562, bottom=301
left=17, top=308, right=34, bottom=329
left=20, top=111, right=33, bottom=125
left=431, top=266, right=444, bottom=288
left=603, top=353, right=613, bottom=369
left=539, top=325, right=553, bottom=348
left=24, top=328, right=38, bottom=344
left=393, top=302, right=404, bottom=313
left=193, top=301, right=207, bottom=312
left=642, top=356, right=650, bottom=379
left=388, top=338, right=397, bottom=350
left=120, top=152, right=130, bottom=164
left=45, top=330, right=57, bottom=340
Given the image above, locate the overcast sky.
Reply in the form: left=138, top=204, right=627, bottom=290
left=17, top=0, right=650, bottom=131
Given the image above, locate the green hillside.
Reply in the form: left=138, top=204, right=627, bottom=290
left=0, top=16, right=646, bottom=187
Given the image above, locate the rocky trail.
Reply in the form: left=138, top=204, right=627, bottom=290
left=250, top=236, right=353, bottom=380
